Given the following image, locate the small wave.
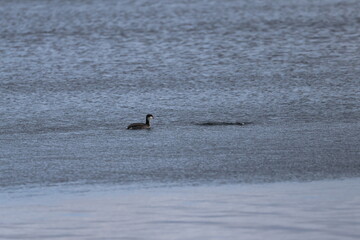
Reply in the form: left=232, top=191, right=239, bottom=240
left=195, top=122, right=252, bottom=126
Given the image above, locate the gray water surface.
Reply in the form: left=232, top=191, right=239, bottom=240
left=1, top=0, right=360, bottom=190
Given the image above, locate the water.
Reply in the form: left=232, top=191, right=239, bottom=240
left=0, top=0, right=360, bottom=238
left=1, top=0, right=359, bottom=189
left=1, top=122, right=359, bottom=189
left=1, top=179, right=360, bottom=240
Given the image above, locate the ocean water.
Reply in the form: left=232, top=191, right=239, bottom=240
left=1, top=179, right=360, bottom=240
left=1, top=0, right=359, bottom=189
left=0, top=0, right=360, bottom=239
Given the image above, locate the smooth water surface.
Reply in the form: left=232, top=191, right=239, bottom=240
left=1, top=179, right=360, bottom=240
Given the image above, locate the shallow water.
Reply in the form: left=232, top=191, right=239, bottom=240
left=1, top=179, right=360, bottom=240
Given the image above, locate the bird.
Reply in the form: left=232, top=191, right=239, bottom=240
left=127, top=114, right=154, bottom=130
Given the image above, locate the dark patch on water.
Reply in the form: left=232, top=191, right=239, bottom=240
left=195, top=122, right=252, bottom=126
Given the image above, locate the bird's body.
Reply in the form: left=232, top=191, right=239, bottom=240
left=127, top=114, right=154, bottom=130
left=127, top=122, right=151, bottom=130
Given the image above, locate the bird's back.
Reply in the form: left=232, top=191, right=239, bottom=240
left=127, top=123, right=149, bottom=130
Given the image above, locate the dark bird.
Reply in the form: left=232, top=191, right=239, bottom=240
left=127, top=114, right=154, bottom=130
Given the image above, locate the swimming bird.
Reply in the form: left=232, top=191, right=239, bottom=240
left=127, top=114, right=154, bottom=130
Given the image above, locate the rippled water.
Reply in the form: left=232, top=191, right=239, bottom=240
left=1, top=0, right=360, bottom=189
left=1, top=1, right=360, bottom=239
